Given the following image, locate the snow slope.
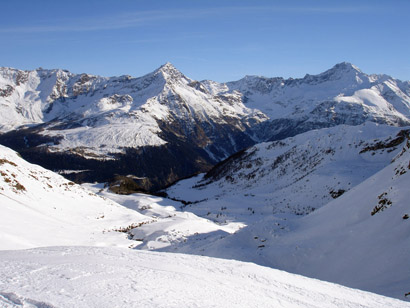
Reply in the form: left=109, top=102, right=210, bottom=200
left=166, top=123, right=406, bottom=222
left=0, top=246, right=408, bottom=308
left=163, top=123, right=410, bottom=300
left=2, top=145, right=408, bottom=307
left=0, top=145, right=150, bottom=249
left=0, top=144, right=240, bottom=250
left=256, top=132, right=410, bottom=299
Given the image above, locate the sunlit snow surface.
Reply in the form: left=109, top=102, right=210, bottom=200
left=0, top=246, right=409, bottom=308
left=0, top=145, right=149, bottom=250
left=83, top=185, right=244, bottom=250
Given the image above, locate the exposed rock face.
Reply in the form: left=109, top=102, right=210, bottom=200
left=0, top=85, right=14, bottom=97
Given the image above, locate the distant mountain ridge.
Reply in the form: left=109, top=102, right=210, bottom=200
left=0, top=62, right=409, bottom=190
left=205, top=61, right=410, bottom=140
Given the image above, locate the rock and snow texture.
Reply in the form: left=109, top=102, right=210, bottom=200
left=203, top=62, right=410, bottom=142
left=218, top=62, right=410, bottom=125
left=164, top=123, right=410, bottom=300
left=0, top=246, right=409, bottom=308
left=0, top=63, right=265, bottom=159
left=0, top=63, right=270, bottom=189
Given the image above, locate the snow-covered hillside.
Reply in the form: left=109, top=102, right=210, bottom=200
left=167, top=123, right=407, bottom=221
left=0, top=144, right=239, bottom=250
left=0, top=246, right=409, bottom=308
left=0, top=144, right=148, bottom=249
left=164, top=123, right=410, bottom=300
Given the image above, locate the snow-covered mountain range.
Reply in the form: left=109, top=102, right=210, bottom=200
left=0, top=63, right=266, bottom=189
left=206, top=62, right=410, bottom=140
left=0, top=63, right=265, bottom=156
left=0, top=62, right=409, bottom=189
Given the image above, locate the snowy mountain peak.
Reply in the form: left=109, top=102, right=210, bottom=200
left=302, top=61, right=364, bottom=84
left=159, top=62, right=177, bottom=71
left=332, top=61, right=361, bottom=72
left=154, top=62, right=187, bottom=83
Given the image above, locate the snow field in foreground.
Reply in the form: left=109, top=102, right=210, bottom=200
left=0, top=246, right=409, bottom=308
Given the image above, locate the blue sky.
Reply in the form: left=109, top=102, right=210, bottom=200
left=1, top=0, right=409, bottom=82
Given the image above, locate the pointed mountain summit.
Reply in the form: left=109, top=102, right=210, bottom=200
left=306, top=61, right=365, bottom=83
left=325, top=61, right=362, bottom=74
left=157, top=62, right=180, bottom=74
left=150, top=62, right=188, bottom=84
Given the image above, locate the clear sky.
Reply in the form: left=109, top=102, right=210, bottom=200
left=1, top=0, right=409, bottom=82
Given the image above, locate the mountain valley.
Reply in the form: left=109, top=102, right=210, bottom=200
left=1, top=62, right=410, bottom=305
